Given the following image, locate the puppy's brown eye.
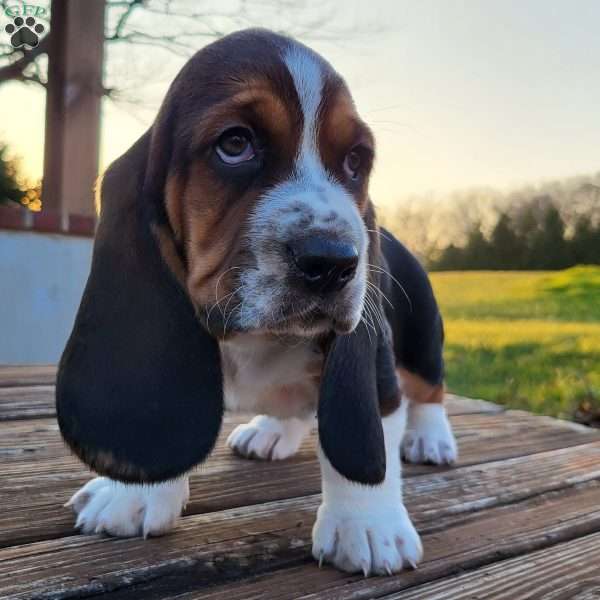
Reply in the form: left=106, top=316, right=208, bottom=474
left=216, top=128, right=255, bottom=164
left=344, top=149, right=362, bottom=180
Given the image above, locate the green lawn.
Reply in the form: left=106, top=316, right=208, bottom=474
left=430, top=266, right=600, bottom=419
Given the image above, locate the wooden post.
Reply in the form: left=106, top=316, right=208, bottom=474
left=42, top=0, right=105, bottom=218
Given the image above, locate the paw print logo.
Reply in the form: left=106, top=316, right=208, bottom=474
left=5, top=16, right=45, bottom=49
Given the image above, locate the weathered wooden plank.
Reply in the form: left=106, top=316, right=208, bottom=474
left=0, top=378, right=595, bottom=600
left=0, top=412, right=597, bottom=548
left=0, top=387, right=56, bottom=421
left=0, top=385, right=502, bottom=422
left=0, top=366, right=56, bottom=388
left=380, top=530, right=600, bottom=599
left=0, top=385, right=54, bottom=421
left=3, top=479, right=600, bottom=599
left=0, top=410, right=590, bottom=473
left=445, top=393, right=504, bottom=415
left=155, top=484, right=600, bottom=600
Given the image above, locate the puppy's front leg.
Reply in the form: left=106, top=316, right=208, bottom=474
left=66, top=476, right=189, bottom=538
left=312, top=403, right=422, bottom=575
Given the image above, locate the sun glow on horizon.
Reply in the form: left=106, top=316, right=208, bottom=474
left=1, top=0, right=599, bottom=209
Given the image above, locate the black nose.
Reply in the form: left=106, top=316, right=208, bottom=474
left=288, top=237, right=359, bottom=293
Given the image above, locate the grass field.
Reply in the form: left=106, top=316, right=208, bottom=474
left=430, top=266, right=600, bottom=420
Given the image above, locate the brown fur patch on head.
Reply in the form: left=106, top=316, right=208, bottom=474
left=318, top=81, right=375, bottom=214
left=160, top=80, right=306, bottom=330
left=136, top=30, right=310, bottom=333
left=164, top=173, right=186, bottom=244
left=190, top=85, right=297, bottom=158
left=183, top=164, right=259, bottom=305
left=363, top=199, right=383, bottom=290
left=151, top=223, right=187, bottom=287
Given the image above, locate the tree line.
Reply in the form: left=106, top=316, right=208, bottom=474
left=3, top=133, right=599, bottom=270
left=430, top=197, right=599, bottom=271
left=383, top=173, right=600, bottom=271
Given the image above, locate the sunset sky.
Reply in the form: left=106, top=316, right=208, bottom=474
left=1, top=0, right=599, bottom=208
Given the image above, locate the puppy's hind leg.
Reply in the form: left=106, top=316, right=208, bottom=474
left=399, top=368, right=458, bottom=465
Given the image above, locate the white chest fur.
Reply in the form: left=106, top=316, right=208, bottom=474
left=219, top=334, right=323, bottom=419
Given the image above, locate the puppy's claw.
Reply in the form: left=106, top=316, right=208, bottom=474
left=318, top=551, right=324, bottom=568
left=384, top=561, right=393, bottom=576
left=408, top=559, right=418, bottom=570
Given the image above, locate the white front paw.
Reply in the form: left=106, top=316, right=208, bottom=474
left=402, top=403, right=458, bottom=465
left=65, top=476, right=189, bottom=538
left=227, top=415, right=311, bottom=460
left=312, top=504, right=422, bottom=575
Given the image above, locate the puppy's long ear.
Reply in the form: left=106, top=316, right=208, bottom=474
left=318, top=324, right=386, bottom=485
left=318, top=207, right=397, bottom=485
left=56, top=123, right=224, bottom=484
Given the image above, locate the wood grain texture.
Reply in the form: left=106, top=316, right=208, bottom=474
left=0, top=386, right=56, bottom=420
left=0, top=366, right=56, bottom=388
left=0, top=410, right=591, bottom=474
left=165, top=484, right=600, bottom=600
left=384, top=530, right=600, bottom=599
left=0, top=411, right=597, bottom=548
left=0, top=374, right=504, bottom=423
left=1, top=379, right=599, bottom=599
left=4, top=481, right=600, bottom=599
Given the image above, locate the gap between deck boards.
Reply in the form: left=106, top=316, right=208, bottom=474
left=4, top=479, right=600, bottom=599
left=1, top=410, right=598, bottom=549
left=2, top=368, right=600, bottom=599
left=2, top=436, right=600, bottom=598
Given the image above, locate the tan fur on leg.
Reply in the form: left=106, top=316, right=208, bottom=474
left=397, top=368, right=445, bottom=404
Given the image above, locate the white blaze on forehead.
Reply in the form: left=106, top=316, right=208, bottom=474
left=283, top=46, right=324, bottom=175
left=238, top=43, right=369, bottom=332
left=278, top=45, right=365, bottom=243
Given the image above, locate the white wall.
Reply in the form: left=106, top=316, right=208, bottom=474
left=0, top=231, right=93, bottom=364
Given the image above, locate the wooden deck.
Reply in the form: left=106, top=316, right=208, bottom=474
left=2, top=366, right=600, bottom=599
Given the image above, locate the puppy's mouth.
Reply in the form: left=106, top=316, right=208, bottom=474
left=258, top=302, right=359, bottom=337
left=203, top=254, right=366, bottom=339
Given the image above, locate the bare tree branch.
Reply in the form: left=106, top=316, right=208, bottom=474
left=0, top=0, right=377, bottom=101
left=107, top=0, right=144, bottom=41
left=0, top=36, right=50, bottom=85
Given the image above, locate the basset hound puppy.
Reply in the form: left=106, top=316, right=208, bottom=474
left=57, top=28, right=457, bottom=576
